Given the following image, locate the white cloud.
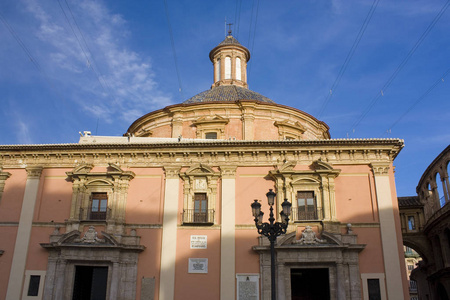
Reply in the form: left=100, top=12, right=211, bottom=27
left=21, top=0, right=172, bottom=124
left=16, top=119, right=33, bottom=144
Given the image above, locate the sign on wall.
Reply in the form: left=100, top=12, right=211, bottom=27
left=188, top=258, right=208, bottom=273
left=236, top=274, right=260, bottom=300
left=190, top=235, right=207, bottom=249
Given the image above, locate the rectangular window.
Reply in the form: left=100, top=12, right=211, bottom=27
left=194, top=193, right=208, bottom=223
left=297, top=191, right=317, bottom=220
left=90, top=193, right=108, bottom=220
left=22, top=270, right=46, bottom=300
left=368, top=279, right=381, bottom=300
left=205, top=132, right=217, bottom=139
left=27, top=275, right=40, bottom=296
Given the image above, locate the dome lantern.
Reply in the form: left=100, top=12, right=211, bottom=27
left=209, top=32, right=250, bottom=89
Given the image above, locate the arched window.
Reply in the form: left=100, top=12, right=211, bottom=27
left=225, top=57, right=231, bottom=79
left=436, top=173, right=445, bottom=207
left=236, top=57, right=241, bottom=80
left=215, top=58, right=221, bottom=81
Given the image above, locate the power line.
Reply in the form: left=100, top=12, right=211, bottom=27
left=164, top=0, right=184, bottom=100
left=350, top=0, right=450, bottom=133
left=318, top=0, right=380, bottom=118
left=57, top=0, right=110, bottom=94
left=385, top=67, right=450, bottom=134
left=0, top=12, right=44, bottom=74
left=63, top=0, right=149, bottom=107
left=247, top=0, right=255, bottom=46
left=248, top=0, right=260, bottom=77
left=236, top=0, right=243, bottom=38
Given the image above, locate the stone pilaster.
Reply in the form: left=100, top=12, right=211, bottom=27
left=159, top=166, right=181, bottom=300
left=6, top=167, right=42, bottom=300
left=220, top=166, right=237, bottom=300
left=370, top=162, right=405, bottom=300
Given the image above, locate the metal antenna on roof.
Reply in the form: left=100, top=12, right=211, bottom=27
left=227, top=23, right=233, bottom=36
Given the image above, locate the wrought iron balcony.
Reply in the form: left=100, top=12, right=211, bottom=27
left=290, top=207, right=322, bottom=221
left=79, top=207, right=111, bottom=221
left=182, top=209, right=215, bottom=225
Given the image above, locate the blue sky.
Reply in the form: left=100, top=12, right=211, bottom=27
left=0, top=0, right=449, bottom=197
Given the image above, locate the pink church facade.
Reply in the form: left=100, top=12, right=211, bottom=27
left=0, top=34, right=408, bottom=300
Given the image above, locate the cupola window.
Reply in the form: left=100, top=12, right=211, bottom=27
left=236, top=57, right=241, bottom=80
left=216, top=58, right=221, bottom=81
left=225, top=56, right=231, bottom=79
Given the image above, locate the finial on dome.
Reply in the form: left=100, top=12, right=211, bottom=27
left=227, top=23, right=233, bottom=36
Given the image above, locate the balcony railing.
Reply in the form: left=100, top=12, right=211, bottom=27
left=409, top=280, right=418, bottom=292
left=182, top=209, right=215, bottom=225
left=79, top=207, right=111, bottom=221
left=291, top=207, right=323, bottom=221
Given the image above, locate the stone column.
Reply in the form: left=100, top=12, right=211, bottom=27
left=220, top=166, right=237, bottom=300
left=336, top=262, right=346, bottom=300
left=370, top=163, right=405, bottom=300
left=171, top=116, right=183, bottom=138
left=6, top=167, right=42, bottom=300
left=159, top=167, right=180, bottom=300
left=42, top=257, right=57, bottom=300
left=242, top=115, right=255, bottom=140
left=443, top=171, right=450, bottom=204
left=348, top=263, right=361, bottom=300
left=440, top=173, right=449, bottom=204
left=53, top=259, right=67, bottom=300
left=277, top=262, right=286, bottom=300
left=109, top=262, right=120, bottom=300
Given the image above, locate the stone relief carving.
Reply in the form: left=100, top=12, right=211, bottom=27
left=293, top=226, right=326, bottom=245
left=75, top=226, right=105, bottom=244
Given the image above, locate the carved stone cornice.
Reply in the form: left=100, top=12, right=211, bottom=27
left=26, top=166, right=43, bottom=179
left=370, top=163, right=390, bottom=176
left=0, top=139, right=404, bottom=168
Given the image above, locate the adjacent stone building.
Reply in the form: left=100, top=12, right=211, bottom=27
left=399, top=145, right=450, bottom=300
left=0, top=34, right=408, bottom=300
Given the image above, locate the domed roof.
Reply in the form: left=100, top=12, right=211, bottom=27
left=209, top=34, right=250, bottom=62
left=183, top=85, right=275, bottom=104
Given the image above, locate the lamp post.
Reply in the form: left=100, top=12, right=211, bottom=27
left=251, top=189, right=291, bottom=300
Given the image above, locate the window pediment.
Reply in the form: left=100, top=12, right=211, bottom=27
left=192, top=115, right=229, bottom=126
left=274, top=120, right=306, bottom=140
left=66, top=163, right=135, bottom=182
left=185, top=164, right=218, bottom=176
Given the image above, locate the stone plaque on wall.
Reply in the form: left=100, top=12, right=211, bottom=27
left=188, top=258, right=208, bottom=273
left=190, top=235, right=207, bottom=249
left=141, top=277, right=155, bottom=300
left=236, top=274, right=259, bottom=300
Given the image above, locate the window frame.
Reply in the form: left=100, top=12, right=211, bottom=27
left=181, top=164, right=219, bottom=225
left=296, top=191, right=318, bottom=220
left=22, top=270, right=46, bottom=300
left=89, top=192, right=108, bottom=220
left=361, top=273, right=386, bottom=300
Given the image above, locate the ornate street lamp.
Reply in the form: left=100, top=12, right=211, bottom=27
left=251, top=189, right=291, bottom=300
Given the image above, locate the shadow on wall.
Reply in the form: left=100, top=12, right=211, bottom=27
left=0, top=169, right=411, bottom=300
